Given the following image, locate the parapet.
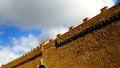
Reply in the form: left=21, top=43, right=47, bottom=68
left=83, top=17, right=89, bottom=23
left=69, top=26, right=74, bottom=32
left=55, top=3, right=120, bottom=47
left=1, top=43, right=43, bottom=68
left=41, top=40, right=51, bottom=46
left=101, top=6, right=108, bottom=13
left=57, top=33, right=62, bottom=38
left=5, top=39, right=55, bottom=68
left=42, top=39, right=55, bottom=51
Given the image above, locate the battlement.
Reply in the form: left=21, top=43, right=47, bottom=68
left=1, top=3, right=120, bottom=68
left=42, top=39, right=55, bottom=51
left=55, top=3, right=120, bottom=47
left=1, top=44, right=43, bottom=68
left=101, top=6, right=108, bottom=13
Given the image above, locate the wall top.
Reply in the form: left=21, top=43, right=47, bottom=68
left=101, top=6, right=108, bottom=13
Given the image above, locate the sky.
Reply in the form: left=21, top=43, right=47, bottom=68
left=0, top=0, right=119, bottom=67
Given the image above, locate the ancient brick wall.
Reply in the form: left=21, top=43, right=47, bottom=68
left=1, top=3, right=120, bottom=68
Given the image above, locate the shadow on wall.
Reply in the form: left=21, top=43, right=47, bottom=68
left=39, top=65, right=45, bottom=68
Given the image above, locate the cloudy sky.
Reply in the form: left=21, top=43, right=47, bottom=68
left=0, top=0, right=119, bottom=66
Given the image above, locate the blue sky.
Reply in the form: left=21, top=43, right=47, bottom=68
left=0, top=0, right=119, bottom=66
left=116, top=0, right=120, bottom=4
left=0, top=25, right=41, bottom=46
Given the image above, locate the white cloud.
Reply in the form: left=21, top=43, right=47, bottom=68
left=0, top=0, right=116, bottom=29
left=12, top=34, right=39, bottom=53
left=0, top=34, right=39, bottom=67
left=38, top=26, right=68, bottom=43
left=0, top=46, right=20, bottom=67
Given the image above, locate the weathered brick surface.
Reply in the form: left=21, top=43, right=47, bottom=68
left=1, top=3, right=120, bottom=68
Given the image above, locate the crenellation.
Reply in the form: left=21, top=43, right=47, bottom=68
left=69, top=26, right=74, bottom=32
left=55, top=8, right=120, bottom=47
left=36, top=45, right=41, bottom=52
left=27, top=51, right=31, bottom=56
left=56, top=33, right=63, bottom=42
left=0, top=43, right=43, bottom=68
left=43, top=39, right=55, bottom=51
left=41, top=40, right=50, bottom=46
left=49, top=39, right=53, bottom=41
left=57, top=33, right=62, bottom=38
left=40, top=39, right=55, bottom=51
left=83, top=17, right=89, bottom=23
left=101, top=6, right=108, bottom=13
left=34, top=46, right=40, bottom=53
